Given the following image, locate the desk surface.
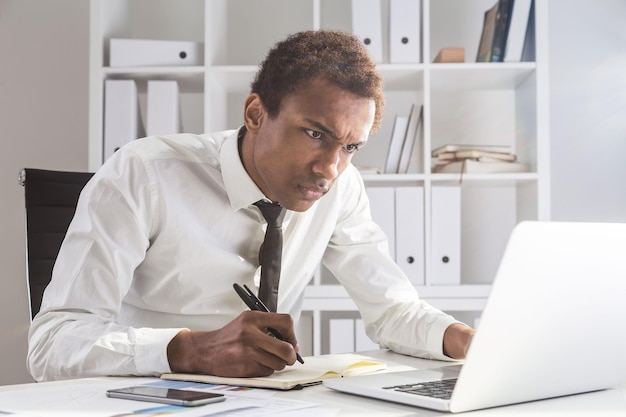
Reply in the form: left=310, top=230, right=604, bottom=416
left=2, top=350, right=625, bottom=416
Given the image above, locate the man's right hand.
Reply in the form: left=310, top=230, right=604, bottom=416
left=166, top=310, right=300, bottom=377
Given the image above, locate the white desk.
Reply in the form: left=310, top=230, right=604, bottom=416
left=2, top=350, right=625, bottom=416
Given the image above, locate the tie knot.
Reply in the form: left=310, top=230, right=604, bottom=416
left=255, top=200, right=286, bottom=228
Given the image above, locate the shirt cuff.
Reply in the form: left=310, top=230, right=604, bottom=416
left=427, top=316, right=464, bottom=361
left=133, top=327, right=188, bottom=375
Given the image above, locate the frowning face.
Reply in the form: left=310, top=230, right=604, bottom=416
left=241, top=78, right=375, bottom=212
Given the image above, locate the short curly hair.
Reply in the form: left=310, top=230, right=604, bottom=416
left=251, top=30, right=385, bottom=135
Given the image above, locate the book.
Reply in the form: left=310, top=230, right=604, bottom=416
left=384, top=114, right=409, bottom=173
left=161, top=353, right=387, bottom=390
left=503, top=0, right=533, bottom=62
left=431, top=144, right=512, bottom=157
left=433, top=47, right=465, bottom=63
left=433, top=159, right=528, bottom=174
left=436, top=149, right=517, bottom=162
left=489, top=0, right=514, bottom=62
left=520, top=0, right=535, bottom=62
left=397, top=104, right=423, bottom=173
left=356, top=165, right=381, bottom=175
left=476, top=1, right=498, bottom=62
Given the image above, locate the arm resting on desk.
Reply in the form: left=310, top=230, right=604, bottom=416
left=443, top=323, right=475, bottom=359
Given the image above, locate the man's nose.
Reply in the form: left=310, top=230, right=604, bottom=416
left=312, top=149, right=341, bottom=180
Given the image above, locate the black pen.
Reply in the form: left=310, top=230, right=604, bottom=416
left=233, top=283, right=304, bottom=364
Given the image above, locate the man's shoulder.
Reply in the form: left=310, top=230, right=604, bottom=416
left=126, top=130, right=237, bottom=163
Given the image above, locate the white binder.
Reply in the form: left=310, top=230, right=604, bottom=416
left=351, top=0, right=383, bottom=63
left=146, top=80, right=181, bottom=136
left=389, top=0, right=422, bottom=63
left=366, top=186, right=396, bottom=260
left=109, top=38, right=203, bottom=67
left=103, top=80, right=141, bottom=161
left=395, top=186, right=425, bottom=285
left=430, top=186, right=461, bottom=285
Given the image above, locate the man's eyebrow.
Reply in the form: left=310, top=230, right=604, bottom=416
left=305, top=119, right=338, bottom=140
left=305, top=118, right=366, bottom=147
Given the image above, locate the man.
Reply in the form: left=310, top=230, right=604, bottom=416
left=28, top=30, right=473, bottom=381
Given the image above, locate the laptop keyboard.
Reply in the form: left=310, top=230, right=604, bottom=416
left=382, top=378, right=457, bottom=400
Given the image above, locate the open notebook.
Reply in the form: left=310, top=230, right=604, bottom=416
left=162, top=353, right=386, bottom=390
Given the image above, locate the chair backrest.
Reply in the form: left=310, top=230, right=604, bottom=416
left=19, top=168, right=94, bottom=319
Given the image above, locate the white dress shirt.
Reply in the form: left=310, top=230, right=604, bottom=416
left=27, top=129, right=458, bottom=381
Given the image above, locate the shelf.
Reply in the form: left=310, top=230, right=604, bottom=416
left=303, top=285, right=490, bottom=313
left=429, top=63, right=536, bottom=91
left=431, top=172, right=539, bottom=184
left=102, top=67, right=205, bottom=92
left=361, top=172, right=538, bottom=186
left=304, top=284, right=492, bottom=299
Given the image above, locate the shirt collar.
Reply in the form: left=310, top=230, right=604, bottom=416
left=220, top=126, right=267, bottom=211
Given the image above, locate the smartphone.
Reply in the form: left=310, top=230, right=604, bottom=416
left=106, top=386, right=225, bottom=407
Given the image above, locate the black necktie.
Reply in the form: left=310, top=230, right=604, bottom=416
left=254, top=200, right=286, bottom=312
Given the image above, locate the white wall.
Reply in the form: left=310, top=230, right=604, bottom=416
left=549, top=0, right=626, bottom=222
left=0, top=0, right=89, bottom=384
left=0, top=0, right=624, bottom=385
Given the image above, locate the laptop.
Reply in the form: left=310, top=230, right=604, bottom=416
left=323, top=221, right=626, bottom=413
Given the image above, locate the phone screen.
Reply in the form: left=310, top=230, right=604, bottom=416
left=106, top=386, right=225, bottom=406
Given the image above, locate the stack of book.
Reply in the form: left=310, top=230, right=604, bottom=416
left=431, top=144, right=528, bottom=174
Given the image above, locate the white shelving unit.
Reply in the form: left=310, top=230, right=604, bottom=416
left=89, top=0, right=550, bottom=356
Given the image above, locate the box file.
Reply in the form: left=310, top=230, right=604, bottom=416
left=103, top=80, right=142, bottom=161
left=395, top=187, right=425, bottom=285
left=351, top=0, right=383, bottom=63
left=389, top=0, right=422, bottom=63
left=146, top=80, right=181, bottom=136
left=109, top=38, right=203, bottom=67
left=430, top=186, right=461, bottom=285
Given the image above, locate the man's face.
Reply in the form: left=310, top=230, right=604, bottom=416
left=242, top=78, right=376, bottom=212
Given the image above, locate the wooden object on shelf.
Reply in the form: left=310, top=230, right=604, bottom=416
left=433, top=47, right=465, bottom=63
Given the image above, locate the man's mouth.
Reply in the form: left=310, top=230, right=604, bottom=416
left=298, top=184, right=328, bottom=201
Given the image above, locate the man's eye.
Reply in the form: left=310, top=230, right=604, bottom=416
left=305, top=129, right=322, bottom=139
left=345, top=144, right=361, bottom=153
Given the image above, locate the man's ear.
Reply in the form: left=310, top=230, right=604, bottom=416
left=243, top=93, right=265, bottom=134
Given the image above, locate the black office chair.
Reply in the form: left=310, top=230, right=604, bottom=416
left=19, top=168, right=94, bottom=319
